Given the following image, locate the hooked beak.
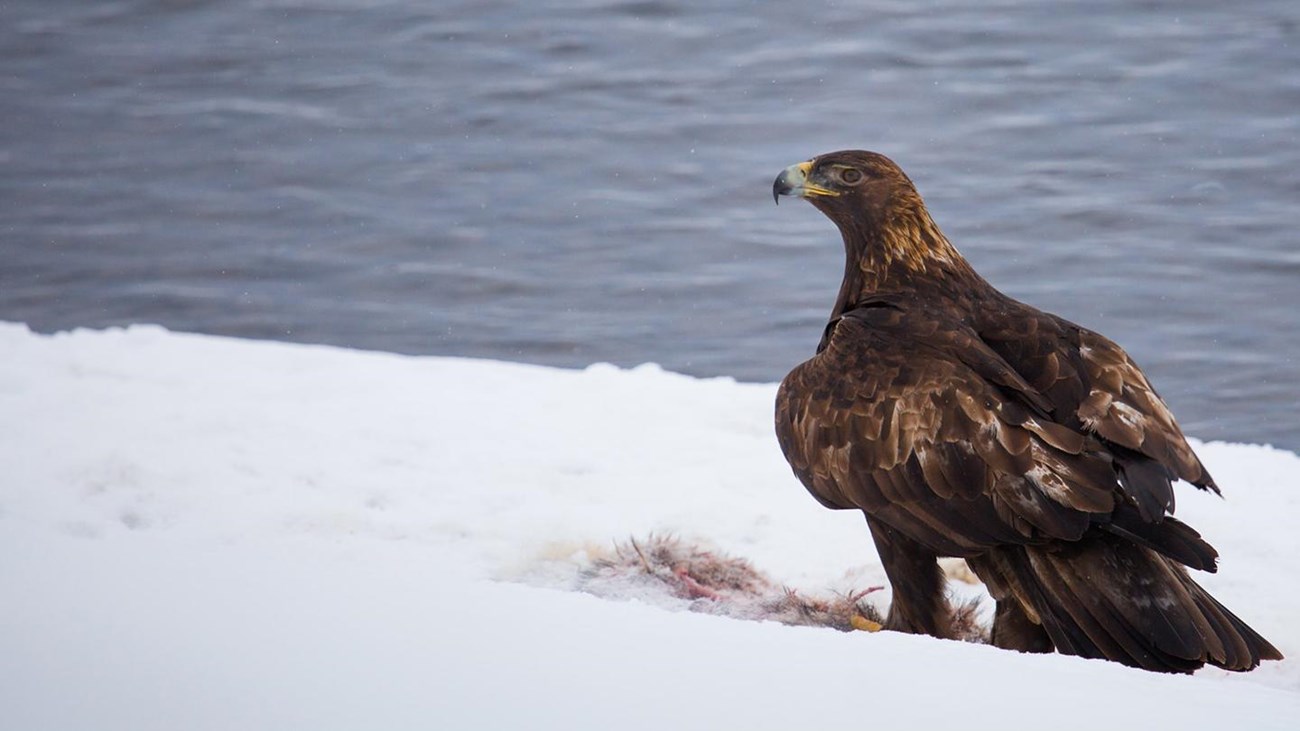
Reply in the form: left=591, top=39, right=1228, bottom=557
left=772, top=160, right=838, bottom=204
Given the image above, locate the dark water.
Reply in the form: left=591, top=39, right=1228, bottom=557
left=2, top=0, right=1298, bottom=450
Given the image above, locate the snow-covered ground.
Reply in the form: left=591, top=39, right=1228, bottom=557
left=2, top=322, right=1297, bottom=730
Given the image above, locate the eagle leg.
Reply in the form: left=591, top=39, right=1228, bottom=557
left=966, top=552, right=1055, bottom=654
left=989, top=598, right=1053, bottom=654
left=865, top=517, right=954, bottom=639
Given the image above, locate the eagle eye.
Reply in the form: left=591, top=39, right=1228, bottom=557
left=839, top=167, right=864, bottom=185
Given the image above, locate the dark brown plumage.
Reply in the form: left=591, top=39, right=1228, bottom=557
left=771, top=150, right=1282, bottom=672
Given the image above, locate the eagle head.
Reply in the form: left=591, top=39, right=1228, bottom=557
left=773, top=150, right=918, bottom=214
left=773, top=150, right=958, bottom=275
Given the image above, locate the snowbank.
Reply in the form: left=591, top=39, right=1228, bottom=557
left=1, top=323, right=1297, bottom=729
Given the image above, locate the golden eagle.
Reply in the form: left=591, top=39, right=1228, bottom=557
left=772, top=150, right=1281, bottom=672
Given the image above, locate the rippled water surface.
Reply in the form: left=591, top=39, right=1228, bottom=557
left=3, top=0, right=1298, bottom=449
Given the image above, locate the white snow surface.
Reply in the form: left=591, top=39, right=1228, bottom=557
left=2, top=322, right=1298, bottom=730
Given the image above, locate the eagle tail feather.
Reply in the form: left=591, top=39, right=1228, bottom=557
left=972, top=535, right=1280, bottom=673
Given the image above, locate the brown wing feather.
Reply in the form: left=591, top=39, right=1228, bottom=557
left=976, top=299, right=1216, bottom=493
left=1074, top=329, right=1216, bottom=490
left=775, top=305, right=1119, bottom=555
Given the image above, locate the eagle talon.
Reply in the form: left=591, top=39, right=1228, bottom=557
left=850, top=615, right=883, bottom=632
